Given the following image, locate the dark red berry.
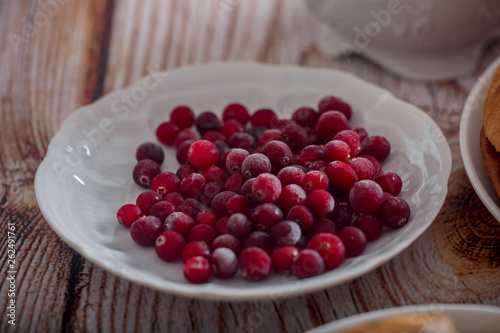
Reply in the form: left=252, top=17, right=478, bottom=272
left=315, top=111, right=348, bottom=141
left=133, top=159, right=161, bottom=188
left=298, top=145, right=324, bottom=168
left=224, top=173, right=246, bottom=193
left=252, top=173, right=282, bottom=203
left=180, top=173, right=206, bottom=199
left=221, top=119, right=244, bottom=139
left=270, top=221, right=302, bottom=247
left=195, top=211, right=218, bottom=228
left=211, top=191, right=237, bottom=217
left=323, top=140, right=351, bottom=163
left=215, top=216, right=229, bottom=234
left=375, top=172, right=403, bottom=196
left=117, top=204, right=143, bottom=228
left=271, top=246, right=299, bottom=272
left=358, top=154, right=383, bottom=176
left=201, top=165, right=229, bottom=184
left=307, top=233, right=345, bottom=271
left=292, top=249, right=325, bottom=279
left=277, top=166, right=306, bottom=186
left=165, top=212, right=195, bottom=237
left=203, top=130, right=227, bottom=143
left=251, top=108, right=278, bottom=128
left=257, top=129, right=282, bottom=146
left=292, top=107, right=318, bottom=128
left=226, top=194, right=251, bottom=215
left=136, top=190, right=163, bottom=215
left=227, top=213, right=253, bottom=241
left=250, top=203, right=283, bottom=232
left=202, top=181, right=223, bottom=201
left=155, top=230, right=185, bottom=261
left=176, top=139, right=196, bottom=165
left=188, top=140, right=220, bottom=169
left=306, top=218, right=338, bottom=239
left=325, top=161, right=358, bottom=190
left=151, top=172, right=181, bottom=196
left=276, top=184, right=307, bottom=212
left=222, top=103, right=250, bottom=125
left=348, top=180, right=384, bottom=215
left=318, top=95, right=352, bottom=119
left=195, top=111, right=221, bottom=135
left=305, top=190, right=335, bottom=218
left=181, top=240, right=210, bottom=263
left=260, top=140, right=293, bottom=173
left=183, top=256, right=212, bottom=284
left=174, top=128, right=201, bottom=149
left=189, top=224, right=218, bottom=245
left=354, top=215, right=383, bottom=241
left=330, top=201, right=359, bottom=230
left=176, top=164, right=198, bottom=181
left=379, top=197, right=411, bottom=229
left=170, top=105, right=195, bottom=129
left=300, top=170, right=329, bottom=193
left=164, top=192, right=184, bottom=208
left=244, top=231, right=274, bottom=254
left=225, top=148, right=250, bottom=175
left=212, top=234, right=242, bottom=256
left=338, top=226, right=367, bottom=257
left=149, top=201, right=176, bottom=223
left=287, top=204, right=314, bottom=232
left=241, top=153, right=272, bottom=179
left=177, top=198, right=203, bottom=218
left=359, top=136, right=391, bottom=161
left=281, top=124, right=308, bottom=154
left=228, top=132, right=256, bottom=151
left=130, top=216, right=164, bottom=246
left=333, top=130, right=361, bottom=157
left=156, top=121, right=180, bottom=146
left=136, top=142, right=164, bottom=165
left=349, top=157, right=376, bottom=181
left=211, top=248, right=238, bottom=279
left=239, top=247, right=271, bottom=281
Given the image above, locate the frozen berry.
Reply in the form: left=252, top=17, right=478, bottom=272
left=252, top=173, right=282, bottom=203
left=177, top=198, right=202, bottom=218
left=318, top=95, right=352, bottom=119
left=277, top=166, right=306, bottom=186
left=359, top=136, right=391, bottom=161
left=271, top=246, right=299, bottom=272
left=270, top=221, right=301, bottom=247
left=298, top=145, right=324, bottom=168
left=188, top=140, right=220, bottom=169
left=307, top=218, right=338, bottom=239
left=250, top=203, right=283, bottom=232
left=164, top=192, right=184, bottom=208
left=276, top=184, right=307, bottom=212
left=292, top=107, right=318, bottom=128
left=130, top=216, right=164, bottom=246
left=176, top=164, right=198, bottom=181
left=300, top=170, right=329, bottom=193
left=225, top=148, right=250, bottom=175
left=333, top=130, right=361, bottom=157
left=354, top=215, right=383, bottom=241
left=281, top=124, right=307, bottom=154
left=136, top=190, right=163, bottom=215
left=287, top=205, right=314, bottom=232
left=212, top=234, right=242, bottom=256
left=174, top=128, right=200, bottom=149
left=117, top=204, right=143, bottom=228
left=244, top=231, right=274, bottom=254
left=133, top=159, right=161, bottom=188
left=211, top=247, right=238, bottom=279
left=183, top=256, right=212, bottom=283
left=375, top=172, right=403, bottom=196
left=222, top=103, right=250, bottom=125
left=189, top=224, right=218, bottom=245
left=292, top=249, right=325, bottom=279
left=176, top=139, right=196, bottom=165
left=330, top=201, right=359, bottom=230
left=211, top=191, right=237, bottom=217
left=151, top=172, right=181, bottom=196
left=203, top=130, right=227, bottom=143
left=251, top=108, right=278, bottom=128
left=221, top=119, right=244, bottom=139
left=226, top=194, right=251, bottom=215
left=348, top=180, right=384, bottom=215
left=224, top=173, right=246, bottom=193
left=307, top=233, right=345, bottom=271
left=156, top=121, right=180, bottom=146
left=228, top=132, right=256, bottom=151
left=338, top=226, right=367, bottom=257
left=155, top=230, right=185, bottom=261
left=260, top=140, right=292, bottom=173
left=195, top=111, right=221, bottom=135
left=136, top=142, right=164, bottom=165
left=239, top=247, right=271, bottom=281
left=305, top=190, right=335, bottom=218
left=323, top=140, right=351, bottom=163
left=325, top=161, right=358, bottom=190
left=165, top=212, right=195, bottom=237
left=181, top=240, right=210, bottom=263
left=257, top=129, right=282, bottom=146
left=241, top=153, right=272, bottom=179
left=315, top=111, right=348, bottom=141
left=227, top=213, right=252, bottom=241
left=349, top=157, right=376, bottom=181
left=149, top=201, right=176, bottom=223
left=180, top=173, right=206, bottom=199
left=379, top=197, right=411, bottom=229
left=170, top=105, right=195, bottom=129
left=195, top=211, right=218, bottom=227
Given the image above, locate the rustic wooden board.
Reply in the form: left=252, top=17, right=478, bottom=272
left=1, top=0, right=499, bottom=332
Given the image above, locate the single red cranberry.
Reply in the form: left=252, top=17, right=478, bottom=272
left=117, top=204, right=143, bottom=228
left=176, top=139, right=196, bottom=165
left=250, top=203, right=283, bottom=232
left=183, top=256, right=212, bottom=284
left=164, top=212, right=195, bottom=237
left=210, top=247, right=239, bottom=279
left=276, top=184, right=307, bottom=212
left=306, top=218, right=338, bottom=239
left=307, top=233, right=345, bottom=271
left=221, top=119, right=244, bottom=139
left=354, top=215, right=383, bottom=241
left=151, top=172, right=181, bottom=196
left=201, top=165, right=229, bottom=184
left=349, top=157, right=376, bottom=181
left=203, top=130, right=227, bottom=143
left=251, top=173, right=282, bottom=203
left=225, top=148, right=250, bottom=175
left=271, top=246, right=299, bottom=272
left=215, top=216, right=229, bottom=234
left=379, top=197, right=411, bottom=229
left=170, top=105, right=195, bottom=129
left=318, top=95, right=352, bottom=119
left=348, top=180, right=384, bottom=215
left=239, top=247, right=271, bottom=281
left=359, top=136, right=391, bottom=161
left=333, top=130, right=361, bottom=157
left=180, top=173, right=207, bottom=199
left=325, top=161, right=358, bottom=190
left=135, top=190, right=163, bottom=215
left=281, top=124, right=308, bottom=154
left=251, top=108, right=278, bottom=128
left=226, top=194, right=251, bottom=215
left=155, top=230, right=185, bottom=261
left=188, top=140, right=220, bottom=170
left=222, top=103, right=250, bottom=125
left=330, top=201, right=359, bottom=230
left=338, top=226, right=367, bottom=258
left=350, top=125, right=368, bottom=142
left=277, top=166, right=306, bottom=186
left=375, top=172, right=403, bottom=196
left=260, top=140, right=293, bottom=173
left=130, top=216, right=164, bottom=246
left=270, top=221, right=302, bottom=247
left=323, top=139, right=351, bottom=163
left=224, top=173, right=246, bottom=193
left=164, top=192, right=184, bottom=208
left=228, top=132, right=256, bottom=151
left=241, top=153, right=272, bottom=179
left=211, top=191, right=237, bottom=217
left=181, top=240, right=210, bottom=263
left=292, top=107, right=318, bottom=128
left=358, top=154, right=383, bottom=176
left=136, top=142, right=164, bottom=165
left=177, top=198, right=203, bottom=218
left=305, top=190, right=335, bottom=218
left=174, top=128, right=200, bottom=149
left=227, top=213, right=253, bottom=241
left=195, top=111, right=221, bottom=135
left=156, top=121, right=180, bottom=146
left=194, top=211, right=218, bottom=228
left=202, top=181, right=223, bottom=201
left=133, top=159, right=161, bottom=188
left=300, top=170, right=329, bottom=193
left=292, top=249, right=325, bottom=279
left=176, top=164, right=198, bottom=181
left=189, top=224, right=218, bottom=246
left=298, top=145, right=324, bottom=168
left=257, top=129, right=282, bottom=146
left=315, top=111, right=349, bottom=141
left=149, top=201, right=176, bottom=223
left=212, top=234, right=242, bottom=256
left=287, top=204, right=314, bottom=232
left=308, top=160, right=328, bottom=173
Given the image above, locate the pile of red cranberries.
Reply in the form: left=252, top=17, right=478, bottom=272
left=117, top=96, right=411, bottom=284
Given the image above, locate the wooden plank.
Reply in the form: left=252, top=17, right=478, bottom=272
left=0, top=0, right=114, bottom=331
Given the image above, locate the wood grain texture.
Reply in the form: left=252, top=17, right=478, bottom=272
left=1, top=0, right=500, bottom=332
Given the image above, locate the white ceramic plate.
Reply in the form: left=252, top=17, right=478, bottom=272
left=35, top=62, right=452, bottom=300
left=305, top=304, right=500, bottom=333
left=460, top=56, right=500, bottom=222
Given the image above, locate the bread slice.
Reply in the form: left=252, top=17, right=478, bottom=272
left=483, top=64, right=500, bottom=152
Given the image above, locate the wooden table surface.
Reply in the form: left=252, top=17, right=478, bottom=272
left=1, top=1, right=500, bottom=332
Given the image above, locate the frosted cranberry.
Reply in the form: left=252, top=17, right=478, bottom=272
left=315, top=111, right=349, bottom=141
left=176, top=164, right=198, bottom=181
left=339, top=226, right=367, bottom=257
left=183, top=256, right=212, bottom=284
left=306, top=128, right=322, bottom=146
left=130, top=216, right=164, bottom=246
left=170, top=105, right=195, bottom=129
left=177, top=198, right=202, bottom=218
left=195, top=211, right=218, bottom=227
left=276, top=184, right=307, bottom=212
left=189, top=224, right=218, bottom=245
left=350, top=125, right=368, bottom=142
left=155, top=230, right=185, bottom=261
left=221, top=119, right=244, bottom=139
left=330, top=201, right=359, bottom=230
left=133, top=159, right=161, bottom=188
left=257, top=129, right=282, bottom=146
left=117, top=204, right=143, bottom=228
left=292, top=249, right=325, bottom=279
left=151, top=172, right=180, bottom=196
left=348, top=180, right=384, bottom=215
left=307, top=218, right=338, bottom=239
left=271, top=246, right=299, bottom=272
left=222, top=103, right=250, bottom=125
left=195, top=111, right=221, bottom=135
left=212, top=234, right=242, bottom=255
left=318, top=95, right=352, bottom=119
left=375, top=172, right=403, bottom=196
left=299, top=145, right=324, bottom=168
left=165, top=212, right=195, bottom=237
left=136, top=190, right=163, bottom=215
left=149, top=201, right=176, bottom=223
left=270, top=221, right=301, bottom=247
left=305, top=190, right=335, bottom=218
left=201, top=165, right=229, bottom=184
left=226, top=194, right=250, bottom=215
left=308, top=233, right=345, bottom=271
left=164, top=192, right=184, bottom=208
left=273, top=119, right=296, bottom=130
left=300, top=170, right=329, bottom=193
left=354, top=215, right=383, bottom=241
left=281, top=124, right=307, bottom=153
left=213, top=140, right=230, bottom=156
left=325, top=161, right=358, bottom=190
left=252, top=173, right=282, bottom=203
left=176, top=139, right=196, bottom=165
left=180, top=173, right=206, bottom=199
left=227, top=213, right=252, bottom=241
left=244, top=231, right=274, bottom=254
left=228, top=132, right=256, bottom=151
left=202, top=130, right=226, bottom=143
left=240, top=178, right=256, bottom=202
left=379, top=197, right=411, bottom=229
left=188, top=140, right=220, bottom=169
left=225, top=174, right=246, bottom=193
left=201, top=182, right=223, bottom=202
left=211, top=191, right=237, bottom=217
left=292, top=107, right=318, bottom=127
left=359, top=136, right=391, bottom=161
left=251, top=108, right=278, bottom=128
left=333, top=130, right=361, bottom=157
left=260, top=140, right=293, bottom=173
left=174, top=128, right=200, bottom=149
left=287, top=205, right=314, bottom=232
left=358, top=154, right=382, bottom=176
left=241, top=153, right=272, bottom=179
left=215, top=216, right=229, bottom=234
left=323, top=140, right=351, bottom=163
left=181, top=240, right=210, bottom=262
left=308, top=160, right=328, bottom=172
left=250, top=203, right=283, bottom=232
left=277, top=166, right=306, bottom=186
left=226, top=148, right=250, bottom=175
left=136, top=142, right=164, bottom=165
left=156, top=121, right=180, bottom=146
left=239, top=247, right=271, bottom=281
left=211, top=248, right=239, bottom=279
left=349, top=157, right=376, bottom=181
